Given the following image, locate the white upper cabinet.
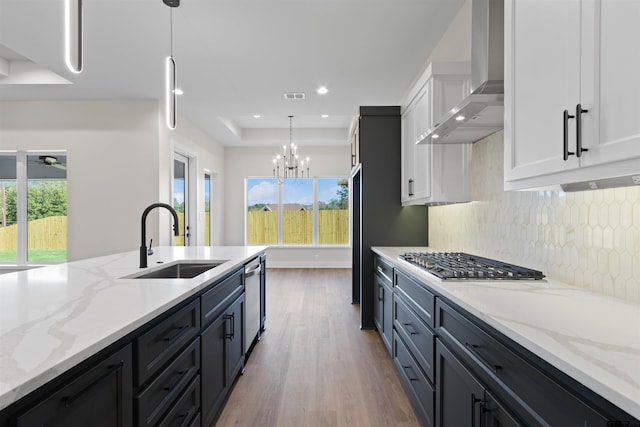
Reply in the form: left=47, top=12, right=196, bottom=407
left=505, top=0, right=640, bottom=191
left=401, top=62, right=471, bottom=206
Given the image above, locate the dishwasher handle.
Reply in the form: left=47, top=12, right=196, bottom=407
left=245, top=262, right=262, bottom=277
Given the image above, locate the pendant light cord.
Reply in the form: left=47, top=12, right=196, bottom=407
left=169, top=8, right=173, bottom=57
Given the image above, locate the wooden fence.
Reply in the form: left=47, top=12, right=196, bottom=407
left=247, top=210, right=348, bottom=245
left=0, top=216, right=67, bottom=251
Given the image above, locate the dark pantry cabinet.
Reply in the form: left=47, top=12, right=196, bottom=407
left=351, top=106, right=428, bottom=329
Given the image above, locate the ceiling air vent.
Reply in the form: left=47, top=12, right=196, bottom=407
left=283, top=92, right=305, bottom=100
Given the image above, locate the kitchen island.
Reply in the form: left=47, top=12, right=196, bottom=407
left=0, top=245, right=267, bottom=425
left=373, top=247, right=640, bottom=424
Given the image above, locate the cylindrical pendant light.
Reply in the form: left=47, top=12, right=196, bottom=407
left=163, top=0, right=180, bottom=130
left=64, top=0, right=83, bottom=73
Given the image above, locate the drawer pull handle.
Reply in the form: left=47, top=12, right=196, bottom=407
left=576, top=104, right=589, bottom=157
left=163, top=324, right=190, bottom=343
left=402, top=322, right=418, bottom=335
left=563, top=109, right=575, bottom=160
left=377, top=266, right=384, bottom=274
left=163, top=369, right=190, bottom=395
left=465, top=342, right=502, bottom=374
left=224, top=313, right=235, bottom=340
left=61, top=362, right=124, bottom=408
left=402, top=365, right=418, bottom=381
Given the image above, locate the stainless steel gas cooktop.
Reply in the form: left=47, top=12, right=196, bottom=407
left=398, top=252, right=545, bottom=280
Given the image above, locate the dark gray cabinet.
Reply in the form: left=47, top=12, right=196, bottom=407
left=351, top=106, right=428, bottom=329
left=373, top=255, right=393, bottom=355
left=0, top=255, right=266, bottom=427
left=12, top=344, right=133, bottom=427
left=201, top=293, right=245, bottom=427
left=383, top=260, right=639, bottom=427
left=435, top=339, right=486, bottom=427
left=135, top=339, right=200, bottom=427
left=436, top=298, right=617, bottom=426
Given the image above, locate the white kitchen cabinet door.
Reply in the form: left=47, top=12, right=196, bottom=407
left=401, top=100, right=418, bottom=203
left=506, top=0, right=640, bottom=190
left=504, top=0, right=582, bottom=185
left=401, top=62, right=470, bottom=205
left=409, top=83, right=432, bottom=201
left=582, top=0, right=640, bottom=167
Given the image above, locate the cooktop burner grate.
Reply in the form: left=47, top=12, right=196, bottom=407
left=398, top=252, right=545, bottom=280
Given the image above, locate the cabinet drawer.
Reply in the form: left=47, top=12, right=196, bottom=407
left=14, top=344, right=133, bottom=427
left=136, top=338, right=200, bottom=427
left=157, top=375, right=200, bottom=427
left=436, top=298, right=611, bottom=426
left=394, top=295, right=435, bottom=383
left=136, top=299, right=200, bottom=386
left=394, top=269, right=435, bottom=328
left=393, top=333, right=435, bottom=427
left=374, top=255, right=393, bottom=284
left=201, top=269, right=243, bottom=327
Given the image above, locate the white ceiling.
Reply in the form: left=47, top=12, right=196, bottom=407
left=0, top=0, right=466, bottom=147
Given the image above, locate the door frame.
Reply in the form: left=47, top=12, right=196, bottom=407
left=172, top=146, right=198, bottom=246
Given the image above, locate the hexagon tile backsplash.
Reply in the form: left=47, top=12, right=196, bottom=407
left=428, top=131, right=640, bottom=303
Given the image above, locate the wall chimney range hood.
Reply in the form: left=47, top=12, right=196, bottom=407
left=419, top=0, right=504, bottom=145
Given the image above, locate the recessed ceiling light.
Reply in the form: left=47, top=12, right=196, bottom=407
left=455, top=115, right=465, bottom=121
left=317, top=86, right=329, bottom=95
left=253, top=114, right=261, bottom=118
left=321, top=114, right=329, bottom=118
left=432, top=134, right=440, bottom=139
left=174, top=88, right=184, bottom=96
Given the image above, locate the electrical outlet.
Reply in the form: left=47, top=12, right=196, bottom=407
left=588, top=181, right=598, bottom=190
left=632, top=175, right=640, bottom=185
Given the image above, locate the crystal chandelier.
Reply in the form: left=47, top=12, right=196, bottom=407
left=272, top=116, right=310, bottom=181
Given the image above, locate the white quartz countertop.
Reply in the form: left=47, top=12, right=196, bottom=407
left=0, top=246, right=267, bottom=411
left=372, top=247, right=640, bottom=420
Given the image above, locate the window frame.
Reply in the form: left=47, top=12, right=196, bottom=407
left=245, top=176, right=350, bottom=247
left=0, top=150, right=68, bottom=266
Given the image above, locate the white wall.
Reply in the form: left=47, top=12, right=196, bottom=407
left=224, top=145, right=352, bottom=267
left=0, top=100, right=225, bottom=262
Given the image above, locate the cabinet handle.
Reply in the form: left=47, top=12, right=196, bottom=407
left=464, top=342, right=502, bottom=374
left=402, top=365, right=418, bottom=381
left=563, top=109, right=575, bottom=160
left=576, top=104, right=589, bottom=157
left=402, top=322, right=418, bottom=335
left=378, top=285, right=384, bottom=301
left=408, top=179, right=414, bottom=196
left=224, top=313, right=235, bottom=340
left=163, top=369, right=190, bottom=395
left=163, top=324, right=190, bottom=343
left=471, top=394, right=484, bottom=427
left=61, top=362, right=124, bottom=408
left=376, top=265, right=384, bottom=275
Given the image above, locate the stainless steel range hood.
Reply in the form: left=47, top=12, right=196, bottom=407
left=419, top=0, right=504, bottom=145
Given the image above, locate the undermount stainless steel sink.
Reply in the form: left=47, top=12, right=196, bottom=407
left=128, top=261, right=228, bottom=279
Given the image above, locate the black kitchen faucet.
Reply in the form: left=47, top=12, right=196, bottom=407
left=140, top=203, right=179, bottom=268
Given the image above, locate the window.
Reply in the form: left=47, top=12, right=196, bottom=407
left=246, top=178, right=279, bottom=245
left=246, top=177, right=349, bottom=246
left=318, top=178, right=349, bottom=244
left=0, top=152, right=67, bottom=264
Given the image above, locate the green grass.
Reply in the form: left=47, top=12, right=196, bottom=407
left=0, top=250, right=67, bottom=263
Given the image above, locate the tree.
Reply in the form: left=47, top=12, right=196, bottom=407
left=27, top=181, right=67, bottom=220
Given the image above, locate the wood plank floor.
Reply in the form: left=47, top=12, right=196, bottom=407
left=215, top=268, right=421, bottom=427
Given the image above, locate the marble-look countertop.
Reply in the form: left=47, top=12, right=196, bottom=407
left=0, top=246, right=267, bottom=411
left=373, top=247, right=640, bottom=420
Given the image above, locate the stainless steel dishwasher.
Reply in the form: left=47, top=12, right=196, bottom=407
left=244, top=257, right=261, bottom=353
